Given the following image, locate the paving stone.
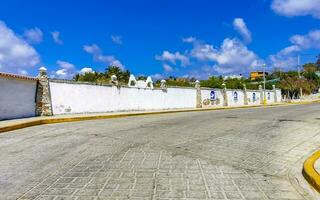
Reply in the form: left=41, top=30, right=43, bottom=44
left=2, top=104, right=320, bottom=199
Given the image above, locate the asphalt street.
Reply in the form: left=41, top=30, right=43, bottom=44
left=1, top=103, right=320, bottom=200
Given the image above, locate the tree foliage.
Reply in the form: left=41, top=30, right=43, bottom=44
left=154, top=76, right=195, bottom=87
left=74, top=66, right=130, bottom=84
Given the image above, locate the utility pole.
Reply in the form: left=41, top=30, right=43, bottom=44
left=263, top=64, right=267, bottom=105
left=297, top=55, right=301, bottom=78
left=297, top=55, right=303, bottom=98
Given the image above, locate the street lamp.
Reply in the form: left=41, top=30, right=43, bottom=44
left=263, top=64, right=267, bottom=105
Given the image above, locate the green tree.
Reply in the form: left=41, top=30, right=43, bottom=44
left=225, top=78, right=245, bottom=89
left=74, top=72, right=101, bottom=82
left=165, top=78, right=194, bottom=87
left=200, top=76, right=224, bottom=88
left=105, top=66, right=130, bottom=84
left=73, top=66, right=131, bottom=84
left=303, top=63, right=318, bottom=73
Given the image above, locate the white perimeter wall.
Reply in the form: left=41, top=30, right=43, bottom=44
left=247, top=91, right=261, bottom=105
left=49, top=81, right=197, bottom=115
left=265, top=91, right=275, bottom=104
left=198, top=89, right=281, bottom=107
left=0, top=77, right=37, bottom=120
left=226, top=90, right=245, bottom=106
left=201, top=89, right=224, bottom=107
left=276, top=89, right=282, bottom=102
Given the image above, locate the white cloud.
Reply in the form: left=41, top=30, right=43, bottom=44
left=80, top=67, right=93, bottom=74
left=269, top=29, right=320, bottom=69
left=57, top=60, right=75, bottom=69
left=269, top=54, right=298, bottom=70
left=182, top=65, right=217, bottom=79
left=0, top=21, right=40, bottom=73
left=96, top=55, right=124, bottom=68
left=17, top=69, right=28, bottom=75
left=233, top=18, right=252, bottom=43
left=155, top=50, right=190, bottom=66
left=55, top=60, right=76, bottom=79
left=83, top=44, right=124, bottom=69
left=271, top=0, right=320, bottom=19
left=163, top=63, right=173, bottom=72
left=56, top=68, right=68, bottom=76
left=190, top=38, right=261, bottom=74
left=290, top=30, right=320, bottom=49
left=83, top=44, right=100, bottom=54
left=277, top=45, right=300, bottom=56
left=157, top=36, right=262, bottom=77
left=23, top=27, right=43, bottom=44
left=51, top=31, right=63, bottom=44
left=182, top=37, right=196, bottom=43
left=111, top=35, right=122, bottom=45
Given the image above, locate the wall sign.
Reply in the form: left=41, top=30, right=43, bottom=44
left=210, top=90, right=216, bottom=100
left=233, top=91, right=238, bottom=101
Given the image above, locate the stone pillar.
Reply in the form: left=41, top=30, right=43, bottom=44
left=273, top=85, right=277, bottom=103
left=222, top=83, right=228, bottom=107
left=259, top=85, right=263, bottom=105
left=36, top=67, right=53, bottom=116
left=243, top=84, right=248, bottom=105
left=160, top=80, right=167, bottom=91
left=195, top=80, right=202, bottom=108
left=109, top=74, right=118, bottom=86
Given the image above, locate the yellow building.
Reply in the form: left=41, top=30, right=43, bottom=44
left=250, top=71, right=268, bottom=80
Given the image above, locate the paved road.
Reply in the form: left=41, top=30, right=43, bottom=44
left=1, top=103, right=320, bottom=200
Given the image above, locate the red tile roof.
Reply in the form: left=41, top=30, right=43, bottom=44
left=0, top=72, right=37, bottom=81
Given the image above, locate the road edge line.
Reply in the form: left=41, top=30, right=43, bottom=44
left=302, top=150, right=320, bottom=193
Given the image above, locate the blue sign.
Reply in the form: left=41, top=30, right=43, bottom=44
left=234, top=91, right=238, bottom=101
left=210, top=90, right=216, bottom=100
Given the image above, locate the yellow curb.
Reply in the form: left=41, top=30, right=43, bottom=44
left=303, top=150, right=320, bottom=193
left=0, top=100, right=319, bottom=134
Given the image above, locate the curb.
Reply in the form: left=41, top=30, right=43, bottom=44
left=302, top=150, right=320, bottom=193
left=0, top=100, right=319, bottom=134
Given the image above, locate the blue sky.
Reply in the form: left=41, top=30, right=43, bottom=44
left=0, top=0, right=319, bottom=79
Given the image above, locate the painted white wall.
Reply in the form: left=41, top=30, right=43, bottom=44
left=0, top=77, right=37, bottom=120
left=200, top=89, right=224, bottom=107
left=226, top=90, right=244, bottom=106
left=247, top=91, right=261, bottom=105
left=265, top=91, right=275, bottom=104
left=276, top=89, right=282, bottom=102
left=49, top=81, right=197, bottom=114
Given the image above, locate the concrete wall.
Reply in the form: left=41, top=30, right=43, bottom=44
left=49, top=81, right=197, bottom=115
left=200, top=89, right=224, bottom=107
left=0, top=71, right=284, bottom=119
left=226, top=90, right=245, bottom=106
left=0, top=77, right=37, bottom=120
left=276, top=89, right=282, bottom=102
left=247, top=90, right=261, bottom=105
left=265, top=91, right=275, bottom=104
left=201, top=88, right=281, bottom=107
